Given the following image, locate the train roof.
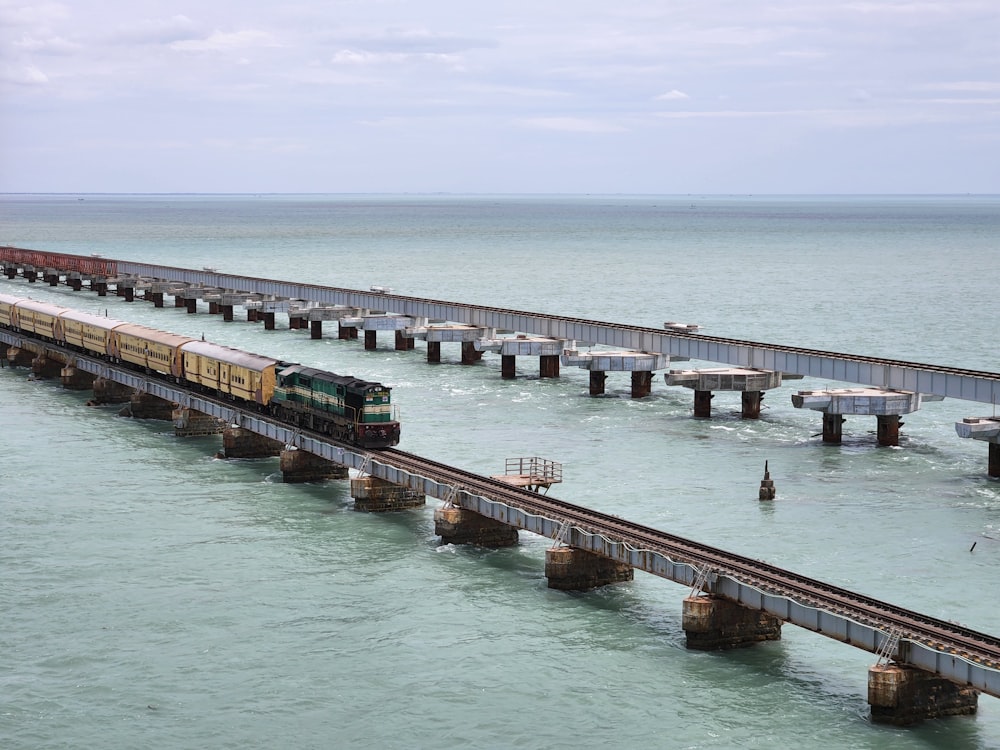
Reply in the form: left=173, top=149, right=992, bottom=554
left=277, top=364, right=388, bottom=391
left=180, top=340, right=280, bottom=371
left=112, top=323, right=194, bottom=347
left=12, top=298, right=70, bottom=316
left=58, top=308, right=128, bottom=330
left=0, top=292, right=25, bottom=305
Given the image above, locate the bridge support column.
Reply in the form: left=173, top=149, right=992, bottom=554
left=682, top=595, right=782, bottom=650
left=631, top=371, right=652, bottom=398
left=94, top=280, right=108, bottom=297
left=25, top=269, right=37, bottom=282
left=694, top=390, right=713, bottom=418
left=220, top=427, right=283, bottom=459
left=434, top=506, right=518, bottom=547
left=590, top=370, right=606, bottom=395
left=350, top=477, right=425, bottom=512
left=279, top=447, right=349, bottom=483
left=45, top=273, right=59, bottom=286
left=69, top=277, right=83, bottom=291
left=338, top=323, right=357, bottom=339
left=427, top=341, right=441, bottom=363
left=174, top=294, right=186, bottom=308
left=311, top=320, right=323, bottom=340
left=501, top=354, right=516, bottom=378
left=5, top=346, right=34, bottom=367
left=263, top=312, right=276, bottom=330
left=539, top=355, right=560, bottom=378
left=60, top=365, right=96, bottom=390
left=741, top=391, right=763, bottom=419
left=544, top=546, right=633, bottom=591
left=221, top=304, right=234, bottom=321
left=208, top=301, right=220, bottom=314
left=462, top=341, right=480, bottom=365
left=172, top=407, right=224, bottom=436
left=247, top=308, right=259, bottom=322
left=823, top=413, right=845, bottom=444
left=122, top=286, right=135, bottom=302
left=89, top=377, right=134, bottom=405
left=0, top=342, right=8, bottom=366
left=868, top=664, right=978, bottom=726
left=121, top=392, right=175, bottom=420
left=185, top=298, right=198, bottom=314
left=876, top=414, right=902, bottom=447
left=990, top=443, right=1000, bottom=479
left=364, top=330, right=377, bottom=350
left=394, top=330, right=414, bottom=350
left=31, top=354, right=63, bottom=379
left=149, top=291, right=164, bottom=307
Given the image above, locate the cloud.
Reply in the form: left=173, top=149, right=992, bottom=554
left=12, top=33, right=78, bottom=54
left=517, top=117, right=627, bottom=133
left=106, top=15, right=200, bottom=45
left=655, top=89, right=689, bottom=101
left=170, top=29, right=280, bottom=53
left=0, top=64, right=49, bottom=85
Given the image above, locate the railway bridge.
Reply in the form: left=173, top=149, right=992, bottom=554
left=3, top=246, right=1000, bottom=471
left=1, top=328, right=998, bottom=727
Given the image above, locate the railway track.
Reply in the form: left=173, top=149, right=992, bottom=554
left=381, top=446, right=1000, bottom=670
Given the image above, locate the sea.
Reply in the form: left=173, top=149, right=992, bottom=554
left=1, top=194, right=999, bottom=749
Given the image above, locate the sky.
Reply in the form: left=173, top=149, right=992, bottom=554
left=1, top=1, right=998, bottom=194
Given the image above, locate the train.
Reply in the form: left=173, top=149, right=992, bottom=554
left=0, top=292, right=401, bottom=449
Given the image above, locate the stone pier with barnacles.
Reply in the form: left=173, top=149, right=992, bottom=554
left=682, top=594, right=783, bottom=650
left=220, top=427, right=284, bottom=459
left=665, top=367, right=787, bottom=418
left=792, top=388, right=942, bottom=446
left=350, top=476, right=425, bottom=512
left=562, top=348, right=669, bottom=398
left=955, top=417, right=1000, bottom=478
left=279, top=446, right=349, bottom=483
left=475, top=336, right=565, bottom=379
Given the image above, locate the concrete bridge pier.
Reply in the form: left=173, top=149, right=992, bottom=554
left=0, top=341, right=7, bottom=366
left=44, top=272, right=59, bottom=286
left=954, top=417, right=1000, bottom=477
left=540, top=355, right=560, bottom=378
left=60, top=365, right=96, bottom=390
left=589, top=370, right=607, bottom=395
left=185, top=297, right=198, bottom=314
left=94, top=280, right=108, bottom=297
left=219, top=427, right=283, bottom=458
left=434, top=506, right=518, bottom=547
left=682, top=595, right=782, bottom=650
left=24, top=268, right=37, bottom=282
left=794, top=388, right=934, bottom=447
left=68, top=275, right=83, bottom=291
left=868, top=663, right=978, bottom=725
left=338, top=322, right=358, bottom=339
left=544, top=546, right=633, bottom=591
left=501, top=354, right=516, bottom=378
left=463, top=341, right=481, bottom=365
left=694, top=390, right=714, bottom=418
left=89, top=377, right=134, bottom=405
left=364, top=330, right=377, bottom=350
left=823, top=413, right=846, bottom=443
left=278, top=447, right=349, bottom=483
left=631, top=371, right=652, bottom=398
left=208, top=300, right=220, bottom=314
left=742, top=391, right=764, bottom=418
left=174, top=294, right=186, bottom=308
left=31, top=354, right=63, bottom=379
left=311, top=320, right=323, bottom=339
left=148, top=291, right=164, bottom=307
left=4, top=346, right=34, bottom=367
left=394, top=330, right=414, bottom=351
left=220, top=304, right=234, bottom=321
left=427, top=341, right=441, bottom=363
left=172, top=407, right=225, bottom=436
left=262, top=311, right=276, bottom=329
left=122, top=392, right=176, bottom=420
left=350, top=476, right=425, bottom=512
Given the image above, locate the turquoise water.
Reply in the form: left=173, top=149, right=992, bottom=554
left=2, top=194, right=1000, bottom=748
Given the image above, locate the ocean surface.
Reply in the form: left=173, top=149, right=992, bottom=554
left=1, top=194, right=999, bottom=749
